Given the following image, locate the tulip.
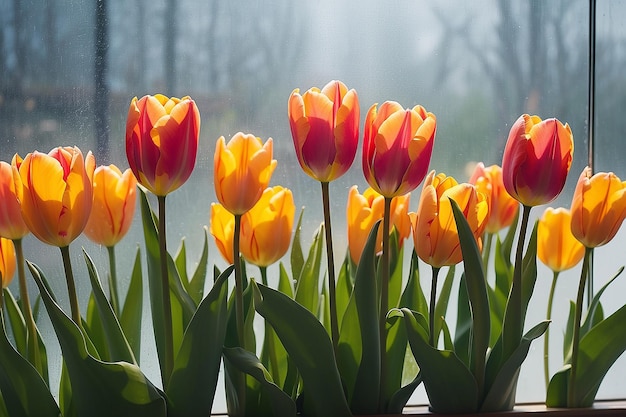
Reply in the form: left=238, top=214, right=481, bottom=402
left=362, top=101, right=436, bottom=198
left=0, top=161, right=29, bottom=240
left=412, top=171, right=489, bottom=268
left=12, top=147, right=95, bottom=248
left=209, top=203, right=235, bottom=265
left=239, top=186, right=295, bottom=268
left=84, top=165, right=137, bottom=247
left=537, top=207, right=585, bottom=388
left=126, top=94, right=201, bottom=196
left=346, top=186, right=411, bottom=264
left=570, top=167, right=626, bottom=248
left=469, top=163, right=518, bottom=234
left=0, top=237, right=16, bottom=290
left=502, top=114, right=573, bottom=207
left=214, top=132, right=277, bottom=216
left=538, top=207, right=585, bottom=272
left=288, top=80, right=360, bottom=182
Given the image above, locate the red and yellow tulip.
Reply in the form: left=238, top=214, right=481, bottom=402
left=502, top=114, right=573, bottom=207
left=125, top=94, right=201, bottom=196
left=0, top=161, right=29, bottom=240
left=288, top=80, right=360, bottom=182
left=214, top=132, right=277, bottom=215
left=362, top=101, right=436, bottom=198
left=537, top=207, right=585, bottom=272
left=0, top=237, right=15, bottom=288
left=346, top=186, right=411, bottom=264
left=12, top=147, right=95, bottom=248
left=84, top=165, right=137, bottom=247
left=412, top=171, right=489, bottom=268
left=469, top=163, right=518, bottom=233
left=240, top=186, right=295, bottom=267
left=570, top=167, right=626, bottom=248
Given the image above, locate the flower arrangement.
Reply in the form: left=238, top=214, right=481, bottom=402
left=1, top=81, right=626, bottom=417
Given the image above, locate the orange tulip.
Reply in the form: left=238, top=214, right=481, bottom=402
left=288, top=80, right=360, bottom=182
left=537, top=207, right=584, bottom=272
left=362, top=101, right=436, bottom=198
left=502, top=114, right=573, bottom=207
left=412, top=171, right=489, bottom=268
left=469, top=163, right=518, bottom=233
left=570, top=167, right=626, bottom=248
left=210, top=203, right=235, bottom=265
left=0, top=161, right=29, bottom=239
left=240, top=186, right=295, bottom=267
left=12, top=147, right=95, bottom=247
left=214, top=132, right=277, bottom=215
left=84, top=165, right=137, bottom=247
left=0, top=237, right=15, bottom=288
left=346, top=186, right=411, bottom=264
left=125, top=94, right=201, bottom=196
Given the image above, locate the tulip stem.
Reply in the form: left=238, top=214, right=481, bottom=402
left=233, top=213, right=247, bottom=413
left=60, top=245, right=81, bottom=327
left=503, top=204, right=531, bottom=359
left=568, top=247, right=592, bottom=407
left=429, top=266, right=441, bottom=347
left=260, top=266, right=280, bottom=381
left=320, top=181, right=340, bottom=353
left=481, top=232, right=494, bottom=272
left=107, top=245, right=120, bottom=316
left=379, top=197, right=392, bottom=412
left=15, top=239, right=42, bottom=375
left=157, top=195, right=174, bottom=390
left=544, top=270, right=559, bottom=389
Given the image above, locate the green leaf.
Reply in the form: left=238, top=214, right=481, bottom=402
left=278, top=262, right=294, bottom=298
left=336, top=283, right=360, bottom=404
left=481, top=320, right=549, bottom=411
left=2, top=289, right=26, bottom=355
left=174, top=239, right=189, bottom=287
left=167, top=254, right=196, bottom=328
left=294, top=224, right=324, bottom=316
left=351, top=221, right=381, bottom=414
left=83, top=249, right=136, bottom=364
left=451, top=198, right=490, bottom=398
left=223, top=347, right=297, bottom=417
left=400, top=252, right=427, bottom=321
left=29, top=261, right=167, bottom=416
left=580, top=266, right=622, bottom=338
left=121, top=248, right=144, bottom=362
left=433, top=265, right=455, bottom=343
left=187, top=228, right=210, bottom=305
left=398, top=308, right=479, bottom=413
left=253, top=281, right=351, bottom=417
left=453, top=274, right=471, bottom=366
left=0, top=309, right=59, bottom=416
left=335, top=251, right=354, bottom=329
left=520, top=221, right=539, bottom=324
left=290, top=209, right=305, bottom=282
left=166, top=266, right=231, bottom=417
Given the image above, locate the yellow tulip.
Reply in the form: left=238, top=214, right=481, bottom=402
left=214, top=132, right=277, bottom=215
left=210, top=203, right=235, bottom=265
left=537, top=207, right=585, bottom=272
left=84, top=165, right=137, bottom=247
left=0, top=161, right=29, bottom=239
left=346, top=186, right=411, bottom=264
left=240, top=186, right=295, bottom=267
left=0, top=237, right=15, bottom=288
left=12, top=147, right=95, bottom=248
left=570, top=167, right=626, bottom=248
left=412, top=171, right=489, bottom=268
left=469, top=163, right=518, bottom=233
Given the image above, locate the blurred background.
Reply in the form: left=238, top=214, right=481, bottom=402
left=1, top=0, right=626, bottom=412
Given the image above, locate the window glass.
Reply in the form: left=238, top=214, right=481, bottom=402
left=1, top=0, right=625, bottom=412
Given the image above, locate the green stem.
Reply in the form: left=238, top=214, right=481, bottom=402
left=15, top=239, right=42, bottom=374
left=321, top=181, right=339, bottom=353
left=106, top=245, right=120, bottom=316
left=503, top=204, right=531, bottom=359
left=260, top=266, right=280, bottom=381
left=586, top=249, right=594, bottom=308
left=568, top=247, right=592, bottom=407
left=481, top=232, right=494, bottom=273
left=157, top=195, right=174, bottom=390
left=429, top=266, right=441, bottom=347
left=233, top=213, right=246, bottom=413
left=544, top=270, right=559, bottom=389
left=378, top=197, right=392, bottom=412
left=60, top=245, right=81, bottom=326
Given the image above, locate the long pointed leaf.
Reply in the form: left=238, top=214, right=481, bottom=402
left=121, top=248, right=143, bottom=361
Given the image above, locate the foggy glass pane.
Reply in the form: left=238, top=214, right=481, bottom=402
left=0, top=0, right=624, bottom=412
